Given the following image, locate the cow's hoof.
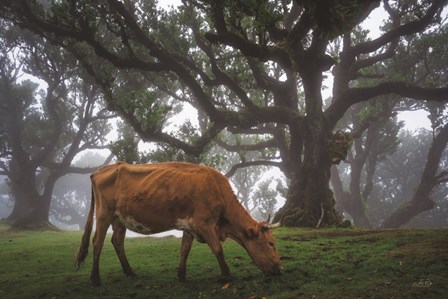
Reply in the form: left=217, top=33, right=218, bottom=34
left=218, top=274, right=235, bottom=283
left=90, top=278, right=101, bottom=287
left=124, top=270, right=137, bottom=278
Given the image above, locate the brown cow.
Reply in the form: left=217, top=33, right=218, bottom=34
left=75, top=162, right=282, bottom=286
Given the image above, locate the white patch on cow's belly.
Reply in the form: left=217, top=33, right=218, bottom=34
left=175, top=218, right=203, bottom=242
left=116, top=212, right=152, bottom=235
left=175, top=218, right=192, bottom=231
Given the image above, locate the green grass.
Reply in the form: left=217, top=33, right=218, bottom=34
left=0, top=226, right=447, bottom=298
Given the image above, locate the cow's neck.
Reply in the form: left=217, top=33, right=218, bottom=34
left=222, top=194, right=259, bottom=239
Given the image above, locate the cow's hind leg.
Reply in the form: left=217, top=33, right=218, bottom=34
left=111, top=220, right=137, bottom=278
left=178, top=232, right=194, bottom=282
left=91, top=215, right=112, bottom=286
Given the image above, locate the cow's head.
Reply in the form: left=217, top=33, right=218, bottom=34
left=240, top=220, right=282, bottom=275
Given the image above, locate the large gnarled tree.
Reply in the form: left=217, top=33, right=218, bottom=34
left=0, top=24, right=114, bottom=229
left=2, top=0, right=447, bottom=227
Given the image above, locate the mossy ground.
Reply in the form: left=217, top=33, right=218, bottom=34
left=0, top=226, right=447, bottom=298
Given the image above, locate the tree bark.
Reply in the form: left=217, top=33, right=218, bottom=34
left=274, top=71, right=343, bottom=227
left=275, top=127, right=342, bottom=227
left=382, top=123, right=448, bottom=228
left=11, top=196, right=54, bottom=229
left=7, top=167, right=55, bottom=229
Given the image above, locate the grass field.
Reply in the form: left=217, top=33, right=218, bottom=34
left=0, top=225, right=447, bottom=298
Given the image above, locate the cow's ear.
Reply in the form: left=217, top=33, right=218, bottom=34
left=260, top=223, right=270, bottom=232
left=245, top=226, right=260, bottom=239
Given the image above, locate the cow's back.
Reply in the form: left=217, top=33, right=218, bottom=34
left=95, top=162, right=229, bottom=234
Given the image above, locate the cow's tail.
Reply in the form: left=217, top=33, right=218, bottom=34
left=75, top=186, right=95, bottom=270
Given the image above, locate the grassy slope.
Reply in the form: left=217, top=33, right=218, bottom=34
left=0, top=226, right=447, bottom=299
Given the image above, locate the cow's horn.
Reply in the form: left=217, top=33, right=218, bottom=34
left=267, top=222, right=281, bottom=229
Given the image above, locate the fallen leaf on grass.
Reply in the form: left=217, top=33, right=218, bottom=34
left=222, top=283, right=230, bottom=289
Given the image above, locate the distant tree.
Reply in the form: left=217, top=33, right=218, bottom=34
left=0, top=176, right=12, bottom=218
left=381, top=20, right=448, bottom=227
left=331, top=98, right=402, bottom=228
left=364, top=129, right=447, bottom=227
left=252, top=180, right=279, bottom=221
left=0, top=24, right=114, bottom=229
left=50, top=172, right=91, bottom=229
left=332, top=18, right=448, bottom=228
left=50, top=152, right=109, bottom=229
left=382, top=122, right=448, bottom=228
left=211, top=132, right=278, bottom=211
left=2, top=0, right=448, bottom=227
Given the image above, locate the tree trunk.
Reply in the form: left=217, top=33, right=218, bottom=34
left=8, top=183, right=54, bottom=230
left=11, top=195, right=55, bottom=230
left=6, top=193, right=33, bottom=223
left=330, top=166, right=372, bottom=228
left=6, top=164, right=37, bottom=223
left=273, top=62, right=347, bottom=227
left=276, top=130, right=342, bottom=227
left=275, top=70, right=343, bottom=227
left=7, top=164, right=55, bottom=230
left=382, top=123, right=448, bottom=228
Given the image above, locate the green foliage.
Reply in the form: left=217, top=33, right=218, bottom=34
left=109, top=121, right=141, bottom=163
left=358, top=101, right=382, bottom=122
left=384, top=23, right=448, bottom=86
left=350, top=24, right=370, bottom=44
left=145, top=143, right=203, bottom=164
left=109, top=139, right=140, bottom=164
left=0, top=79, right=36, bottom=151
left=303, top=0, right=378, bottom=39
left=202, top=150, right=226, bottom=170
left=224, top=0, right=283, bottom=44
left=1, top=226, right=447, bottom=298
left=113, top=89, right=171, bottom=133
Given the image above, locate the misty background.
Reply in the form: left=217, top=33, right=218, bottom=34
left=1, top=0, right=447, bottom=232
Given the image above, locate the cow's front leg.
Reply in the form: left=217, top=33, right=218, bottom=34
left=211, top=241, right=234, bottom=282
left=178, top=232, right=194, bottom=282
left=199, top=226, right=233, bottom=282
left=111, top=220, right=137, bottom=278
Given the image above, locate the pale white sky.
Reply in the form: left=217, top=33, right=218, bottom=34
left=361, top=3, right=388, bottom=39
left=397, top=110, right=431, bottom=131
